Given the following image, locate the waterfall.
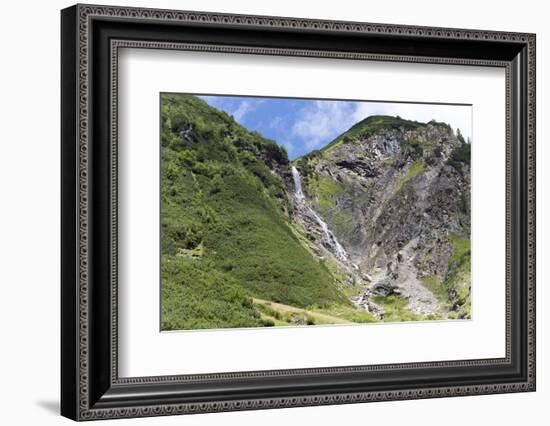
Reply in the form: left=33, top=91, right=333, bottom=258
left=291, top=166, right=348, bottom=262
left=291, top=166, right=305, bottom=200
left=309, top=209, right=349, bottom=261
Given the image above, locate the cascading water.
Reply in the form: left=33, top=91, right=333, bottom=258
left=291, top=166, right=305, bottom=200
left=291, top=166, right=348, bottom=262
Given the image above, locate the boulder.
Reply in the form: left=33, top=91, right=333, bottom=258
left=371, top=279, right=397, bottom=297
left=361, top=273, right=373, bottom=282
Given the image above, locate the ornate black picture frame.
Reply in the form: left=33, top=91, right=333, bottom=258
left=61, top=4, right=536, bottom=421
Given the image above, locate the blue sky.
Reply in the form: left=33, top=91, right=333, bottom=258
left=200, top=95, right=472, bottom=160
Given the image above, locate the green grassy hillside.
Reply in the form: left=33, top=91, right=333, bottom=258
left=160, top=94, right=348, bottom=330
left=320, top=115, right=428, bottom=153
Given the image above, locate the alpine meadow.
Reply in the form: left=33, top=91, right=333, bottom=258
left=160, top=94, right=472, bottom=331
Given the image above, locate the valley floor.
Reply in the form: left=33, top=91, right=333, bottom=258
left=253, top=282, right=443, bottom=329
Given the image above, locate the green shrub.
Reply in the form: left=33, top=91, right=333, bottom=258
left=263, top=140, right=289, bottom=165
left=161, top=257, right=266, bottom=330
left=444, top=233, right=471, bottom=319
left=160, top=94, right=350, bottom=330
left=371, top=295, right=423, bottom=322
left=448, top=142, right=471, bottom=171
left=456, top=128, right=466, bottom=144
left=209, top=174, right=224, bottom=194
left=402, top=138, right=424, bottom=157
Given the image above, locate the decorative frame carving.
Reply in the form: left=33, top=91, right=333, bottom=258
left=61, top=4, right=536, bottom=421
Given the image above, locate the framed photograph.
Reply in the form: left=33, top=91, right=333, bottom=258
left=61, top=4, right=536, bottom=421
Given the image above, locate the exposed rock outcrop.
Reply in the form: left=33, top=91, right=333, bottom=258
left=288, top=116, right=471, bottom=319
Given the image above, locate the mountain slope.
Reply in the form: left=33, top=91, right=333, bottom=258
left=293, top=115, right=471, bottom=318
left=160, top=94, right=352, bottom=330
left=161, top=95, right=471, bottom=330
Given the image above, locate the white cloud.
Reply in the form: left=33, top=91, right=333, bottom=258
left=281, top=140, right=294, bottom=155
left=232, top=100, right=252, bottom=122
left=268, top=115, right=283, bottom=129
left=290, top=99, right=472, bottom=152
left=199, top=97, right=265, bottom=124
left=202, top=95, right=473, bottom=151
left=291, top=101, right=357, bottom=150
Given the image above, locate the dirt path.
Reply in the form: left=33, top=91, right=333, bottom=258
left=252, top=298, right=352, bottom=325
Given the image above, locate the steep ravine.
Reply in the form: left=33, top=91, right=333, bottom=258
left=290, top=165, right=385, bottom=317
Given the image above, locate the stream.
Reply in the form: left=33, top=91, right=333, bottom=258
left=291, top=166, right=348, bottom=262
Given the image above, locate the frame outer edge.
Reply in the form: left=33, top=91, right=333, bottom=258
left=67, top=4, right=536, bottom=421
left=77, top=2, right=90, bottom=420
left=61, top=4, right=80, bottom=422
left=527, top=33, right=536, bottom=390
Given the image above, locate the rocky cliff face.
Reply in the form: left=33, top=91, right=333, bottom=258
left=289, top=116, right=471, bottom=319
left=161, top=94, right=471, bottom=330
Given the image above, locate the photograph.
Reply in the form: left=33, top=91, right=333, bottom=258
left=160, top=93, right=472, bottom=331
left=58, top=4, right=536, bottom=420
